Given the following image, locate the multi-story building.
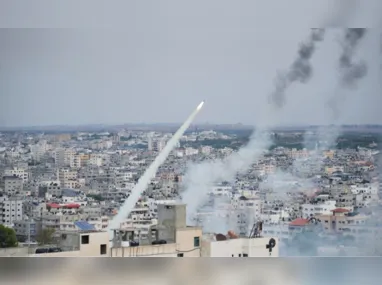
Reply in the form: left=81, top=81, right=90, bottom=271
left=38, top=181, right=61, bottom=198
left=54, top=148, right=75, bottom=167
left=2, top=175, right=23, bottom=195
left=316, top=208, right=368, bottom=233
left=4, top=167, right=29, bottom=183
left=57, top=168, right=78, bottom=186
left=301, top=200, right=336, bottom=219
left=13, top=219, right=37, bottom=241
left=0, top=196, right=23, bottom=225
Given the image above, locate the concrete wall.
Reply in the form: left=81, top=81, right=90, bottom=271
left=201, top=240, right=211, bottom=257
left=204, top=237, right=279, bottom=257
left=246, top=238, right=279, bottom=257
left=111, top=243, right=178, bottom=257
left=78, top=232, right=109, bottom=257
left=0, top=247, right=29, bottom=257
left=157, top=204, right=187, bottom=243
left=30, top=250, right=80, bottom=257
left=176, top=227, right=202, bottom=257
left=29, top=232, right=110, bottom=257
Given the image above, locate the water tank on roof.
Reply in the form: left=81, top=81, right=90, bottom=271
left=215, top=233, right=227, bottom=241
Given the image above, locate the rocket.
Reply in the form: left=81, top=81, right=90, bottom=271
left=108, top=101, right=205, bottom=241
left=197, top=101, right=205, bottom=111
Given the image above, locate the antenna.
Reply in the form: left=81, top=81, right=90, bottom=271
left=248, top=221, right=263, bottom=238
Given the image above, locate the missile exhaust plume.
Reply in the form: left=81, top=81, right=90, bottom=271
left=269, top=28, right=325, bottom=108
left=327, top=29, right=368, bottom=119
left=338, top=28, right=368, bottom=87
left=108, top=101, right=205, bottom=239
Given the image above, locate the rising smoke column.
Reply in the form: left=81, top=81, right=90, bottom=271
left=182, top=129, right=271, bottom=224
left=338, top=28, right=368, bottom=88
left=182, top=29, right=326, bottom=230
left=108, top=101, right=204, bottom=240
left=269, top=28, right=325, bottom=108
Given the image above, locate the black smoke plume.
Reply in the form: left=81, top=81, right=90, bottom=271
left=269, top=28, right=325, bottom=108
left=338, top=28, right=368, bottom=87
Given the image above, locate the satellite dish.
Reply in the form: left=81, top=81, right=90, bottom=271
left=268, top=238, right=276, bottom=248
left=266, top=238, right=276, bottom=255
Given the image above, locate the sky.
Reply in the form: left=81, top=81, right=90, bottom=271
left=0, top=0, right=381, bottom=128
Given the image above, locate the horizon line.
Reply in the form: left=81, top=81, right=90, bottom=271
left=0, top=122, right=382, bottom=131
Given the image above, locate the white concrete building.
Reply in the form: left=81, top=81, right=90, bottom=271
left=302, top=200, right=336, bottom=219
left=209, top=186, right=232, bottom=197
left=54, top=148, right=75, bottom=167
left=0, top=196, right=23, bottom=225
left=4, top=167, right=29, bottom=183
left=350, top=183, right=379, bottom=195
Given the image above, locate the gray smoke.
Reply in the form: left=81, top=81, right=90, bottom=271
left=270, top=28, right=325, bottom=108
left=338, top=28, right=368, bottom=87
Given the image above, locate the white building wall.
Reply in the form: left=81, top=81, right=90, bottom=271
left=205, top=237, right=279, bottom=257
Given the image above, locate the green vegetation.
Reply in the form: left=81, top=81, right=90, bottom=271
left=0, top=225, right=18, bottom=248
left=36, top=228, right=55, bottom=245
left=87, top=194, right=105, bottom=201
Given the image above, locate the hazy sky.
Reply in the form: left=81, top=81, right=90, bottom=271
left=0, top=0, right=381, bottom=127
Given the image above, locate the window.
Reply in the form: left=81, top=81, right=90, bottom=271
left=193, top=237, right=200, bottom=247
left=100, top=244, right=107, bottom=255
left=81, top=235, right=89, bottom=244
left=239, top=254, right=242, bottom=257
left=177, top=253, right=184, bottom=257
left=243, top=254, right=248, bottom=257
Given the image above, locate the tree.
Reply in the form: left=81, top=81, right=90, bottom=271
left=87, top=194, right=104, bottom=201
left=0, top=224, right=18, bottom=248
left=36, top=228, right=55, bottom=245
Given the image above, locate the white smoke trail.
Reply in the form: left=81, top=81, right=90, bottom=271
left=182, top=128, right=272, bottom=224
left=108, top=101, right=205, bottom=239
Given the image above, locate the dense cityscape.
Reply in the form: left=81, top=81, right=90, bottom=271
left=0, top=125, right=381, bottom=256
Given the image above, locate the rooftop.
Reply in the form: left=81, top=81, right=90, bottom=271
left=332, top=208, right=350, bottom=213
left=289, top=218, right=309, bottom=227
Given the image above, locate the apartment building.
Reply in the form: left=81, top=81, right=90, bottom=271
left=22, top=203, right=280, bottom=257
left=69, top=154, right=81, bottom=169
left=232, top=196, right=262, bottom=235
left=111, top=203, right=203, bottom=257
left=57, top=168, right=78, bottom=188
left=13, top=219, right=37, bottom=241
left=29, top=140, right=47, bottom=162
left=316, top=208, right=368, bottom=233
left=301, top=200, right=337, bottom=218
left=0, top=196, right=23, bottom=225
left=38, top=181, right=61, bottom=197
left=2, top=175, right=23, bottom=195
left=54, top=148, right=75, bottom=167
left=4, top=167, right=29, bottom=183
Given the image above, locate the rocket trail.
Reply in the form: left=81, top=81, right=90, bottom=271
left=108, top=101, right=205, bottom=240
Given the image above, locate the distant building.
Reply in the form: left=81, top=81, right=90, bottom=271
left=0, top=196, right=23, bottom=225
left=4, top=167, right=29, bottom=183
left=3, top=175, right=23, bottom=195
